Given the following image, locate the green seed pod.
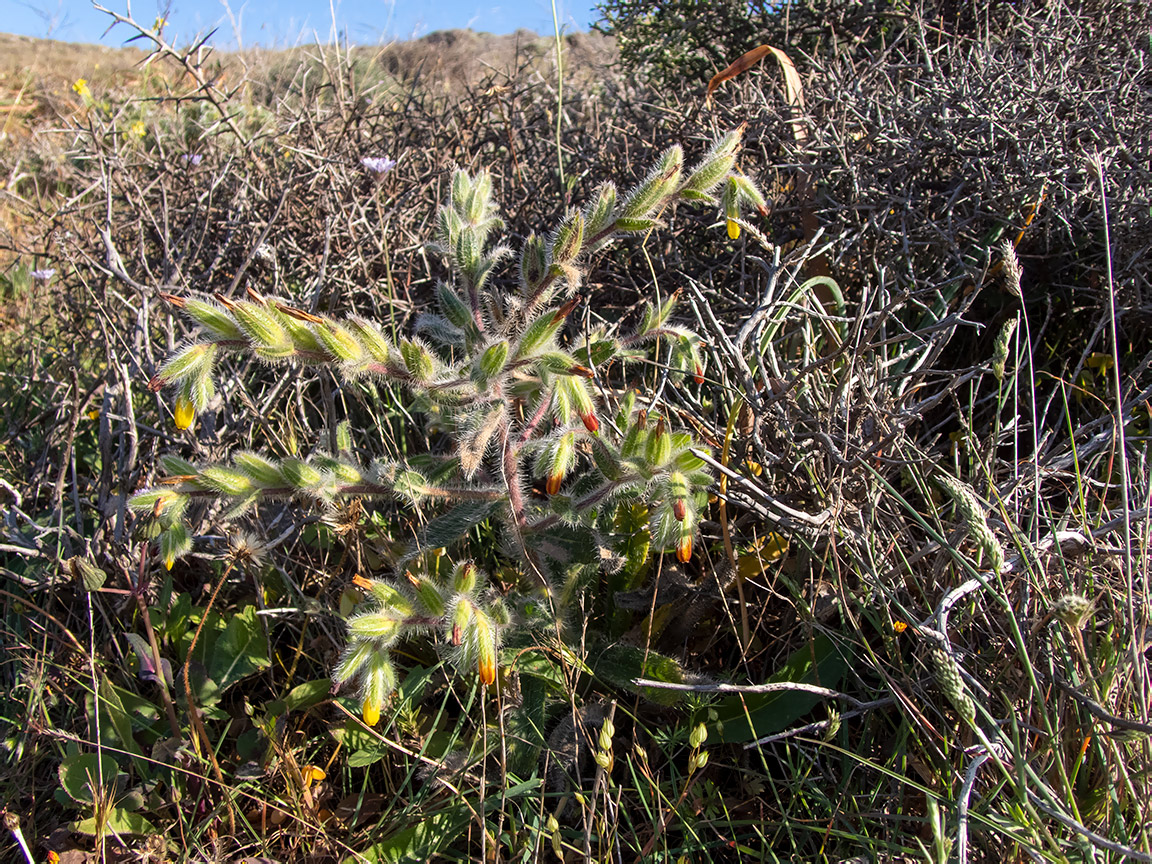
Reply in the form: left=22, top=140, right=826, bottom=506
left=330, top=460, right=362, bottom=484
left=622, top=146, right=683, bottom=219
left=450, top=168, right=471, bottom=212
left=411, top=576, right=446, bottom=617
left=516, top=314, right=564, bottom=360
left=347, top=317, right=393, bottom=364
left=550, top=209, right=584, bottom=265
left=675, top=449, right=707, bottom=473
left=333, top=640, right=375, bottom=685
left=437, top=281, right=474, bottom=331
left=473, top=340, right=509, bottom=386
left=400, top=339, right=436, bottom=382
left=234, top=452, right=286, bottom=487
left=364, top=580, right=415, bottom=617
left=160, top=454, right=200, bottom=477
left=689, top=721, right=708, bottom=748
left=318, top=321, right=365, bottom=363
left=278, top=314, right=324, bottom=355
left=452, top=561, right=478, bottom=595
left=362, top=651, right=398, bottom=708
left=519, top=233, right=547, bottom=290
left=184, top=299, right=244, bottom=341
left=198, top=466, right=254, bottom=497
left=280, top=457, right=325, bottom=489
left=682, top=152, right=736, bottom=197
left=598, top=721, right=614, bottom=752
left=645, top=420, right=672, bottom=468
left=189, top=367, right=215, bottom=412
left=157, top=342, right=213, bottom=384
left=449, top=596, right=475, bottom=646
left=336, top=420, right=352, bottom=454
left=614, top=217, right=658, bottom=233
left=128, top=488, right=183, bottom=513
left=436, top=204, right=463, bottom=253
left=467, top=171, right=492, bottom=223
left=232, top=301, right=292, bottom=356
left=584, top=181, right=617, bottom=240
left=348, top=612, right=402, bottom=643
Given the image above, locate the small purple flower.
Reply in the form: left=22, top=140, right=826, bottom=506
left=181, top=153, right=204, bottom=166
left=31, top=268, right=55, bottom=282
left=360, top=155, right=397, bottom=175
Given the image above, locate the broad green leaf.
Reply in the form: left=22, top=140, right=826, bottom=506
left=715, top=633, right=852, bottom=743
left=283, top=678, right=332, bottom=712
left=59, top=752, right=119, bottom=805
left=592, top=643, right=685, bottom=706
left=205, top=605, right=270, bottom=693
left=73, top=807, right=157, bottom=837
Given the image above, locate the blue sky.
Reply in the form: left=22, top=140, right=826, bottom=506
left=8, top=0, right=601, bottom=47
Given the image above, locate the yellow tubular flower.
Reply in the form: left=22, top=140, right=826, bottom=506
left=362, top=697, right=382, bottom=727
left=174, top=394, right=195, bottom=431
left=726, top=219, right=741, bottom=240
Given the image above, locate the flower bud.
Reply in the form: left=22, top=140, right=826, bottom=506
left=452, top=561, right=478, bottom=595
left=550, top=209, right=584, bottom=265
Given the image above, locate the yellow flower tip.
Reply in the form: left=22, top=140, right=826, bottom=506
left=676, top=534, right=693, bottom=564
left=362, top=698, right=381, bottom=727
left=478, top=656, right=496, bottom=686
left=164, top=553, right=175, bottom=571
left=726, top=218, right=741, bottom=240
left=174, top=395, right=195, bottom=431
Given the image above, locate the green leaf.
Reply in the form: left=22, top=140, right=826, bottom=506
left=205, top=605, right=270, bottom=694
left=714, top=634, right=852, bottom=743
left=592, top=643, right=685, bottom=706
left=73, top=807, right=157, bottom=837
left=284, top=678, right=332, bottom=712
left=416, top=500, right=501, bottom=553
left=58, top=752, right=119, bottom=805
left=97, top=677, right=147, bottom=767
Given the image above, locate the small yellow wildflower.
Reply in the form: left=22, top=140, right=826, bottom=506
left=362, top=697, right=381, bottom=727
left=893, top=620, right=908, bottom=634
left=726, top=218, right=741, bottom=240
left=174, top=394, right=195, bottom=431
left=72, top=78, right=91, bottom=99
left=1086, top=352, right=1114, bottom=375
left=131, top=120, right=147, bottom=138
